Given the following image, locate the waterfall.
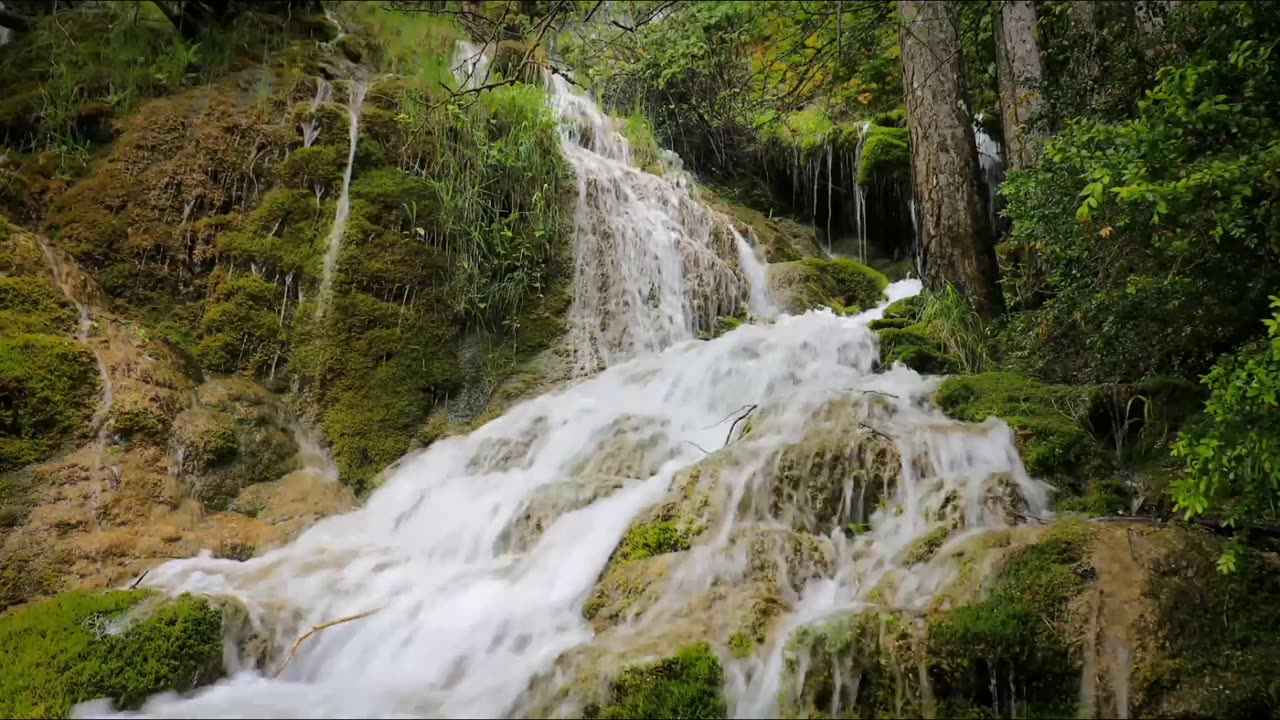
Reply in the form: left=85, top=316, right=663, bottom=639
left=299, top=79, right=333, bottom=149
left=78, top=50, right=1051, bottom=720
left=313, top=80, right=367, bottom=323
left=546, top=74, right=763, bottom=374
left=0, top=2, right=11, bottom=47
left=453, top=40, right=492, bottom=90
left=973, top=121, right=1006, bottom=236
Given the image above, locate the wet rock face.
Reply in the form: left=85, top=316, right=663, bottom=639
left=170, top=378, right=298, bottom=511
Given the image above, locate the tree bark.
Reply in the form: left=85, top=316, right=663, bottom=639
left=900, top=0, right=1004, bottom=317
left=994, top=0, right=1045, bottom=171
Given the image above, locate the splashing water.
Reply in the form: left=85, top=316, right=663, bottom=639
left=313, top=80, right=367, bottom=323
left=547, top=75, right=766, bottom=374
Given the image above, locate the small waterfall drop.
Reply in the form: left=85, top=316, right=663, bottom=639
left=546, top=74, right=764, bottom=374
left=313, top=80, right=367, bottom=323
left=973, top=121, right=1006, bottom=235
left=452, top=40, right=492, bottom=90
left=299, top=79, right=333, bottom=149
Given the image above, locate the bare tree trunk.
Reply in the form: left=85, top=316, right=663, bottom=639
left=995, top=0, right=1045, bottom=171
left=900, top=0, right=1003, bottom=317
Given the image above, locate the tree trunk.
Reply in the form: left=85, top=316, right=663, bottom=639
left=995, top=0, right=1045, bottom=171
left=900, top=0, right=1003, bottom=317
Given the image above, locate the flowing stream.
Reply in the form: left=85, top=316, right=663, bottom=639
left=78, top=53, right=1050, bottom=720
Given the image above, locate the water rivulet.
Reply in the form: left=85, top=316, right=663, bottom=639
left=77, top=75, right=1052, bottom=720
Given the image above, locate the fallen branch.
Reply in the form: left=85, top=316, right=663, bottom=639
left=724, top=404, right=758, bottom=447
left=858, top=422, right=895, bottom=442
left=129, top=569, right=150, bottom=589
left=683, top=440, right=711, bottom=456
left=273, top=609, right=380, bottom=678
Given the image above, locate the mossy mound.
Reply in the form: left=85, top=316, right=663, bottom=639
left=934, top=372, right=1104, bottom=481
left=169, top=378, right=297, bottom=510
left=768, top=258, right=888, bottom=315
left=877, top=324, right=960, bottom=375
left=857, top=126, right=910, bottom=186
left=0, top=590, right=224, bottom=719
left=588, top=643, right=728, bottom=720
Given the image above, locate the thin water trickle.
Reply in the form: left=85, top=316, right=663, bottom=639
left=313, top=80, right=367, bottom=322
left=851, top=122, right=872, bottom=264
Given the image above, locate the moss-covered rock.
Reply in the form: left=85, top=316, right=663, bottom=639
left=704, top=192, right=822, bottom=263
left=0, top=590, right=225, bottom=718
left=170, top=378, right=297, bottom=510
left=779, top=609, right=926, bottom=719
left=934, top=372, right=1104, bottom=481
left=589, top=643, right=728, bottom=720
left=769, top=258, right=888, bottom=315
left=878, top=324, right=960, bottom=375
left=857, top=126, right=910, bottom=186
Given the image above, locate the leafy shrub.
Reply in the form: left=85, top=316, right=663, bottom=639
left=591, top=643, right=727, bottom=720
left=998, top=5, right=1280, bottom=385
left=1172, top=299, right=1280, bottom=568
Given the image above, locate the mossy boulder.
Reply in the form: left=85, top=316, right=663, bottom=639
left=768, top=258, right=888, bottom=315
left=588, top=643, right=728, bottom=720
left=0, top=590, right=225, bottom=718
left=878, top=324, right=960, bottom=375
left=169, top=378, right=297, bottom=510
left=857, top=126, right=910, bottom=186
left=705, top=192, right=822, bottom=262
left=934, top=372, right=1104, bottom=481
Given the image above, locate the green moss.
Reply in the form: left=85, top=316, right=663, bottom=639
left=879, top=324, right=961, bottom=374
left=197, top=276, right=285, bottom=377
left=615, top=521, right=698, bottom=564
left=592, top=643, right=727, bottom=720
left=1055, top=478, right=1131, bottom=516
left=867, top=316, right=912, bottom=331
left=935, top=373, right=1103, bottom=480
left=779, top=609, right=925, bottom=719
left=273, top=145, right=345, bottom=193
left=857, top=126, right=910, bottom=186
left=728, top=631, right=755, bottom=659
left=0, top=590, right=224, bottom=718
left=0, top=277, right=77, bottom=336
left=1131, top=531, right=1280, bottom=718
left=0, top=334, right=99, bottom=471
left=926, top=520, right=1094, bottom=718
left=622, top=114, right=663, bottom=174
left=882, top=295, right=923, bottom=322
left=110, top=403, right=172, bottom=446
left=770, top=258, right=888, bottom=314
left=903, top=526, right=952, bottom=565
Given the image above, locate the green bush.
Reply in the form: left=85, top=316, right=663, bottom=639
left=0, top=276, right=76, bottom=336
left=998, top=6, right=1280, bottom=385
left=1172, top=300, right=1280, bottom=569
left=0, top=590, right=224, bottom=718
left=197, top=276, right=285, bottom=376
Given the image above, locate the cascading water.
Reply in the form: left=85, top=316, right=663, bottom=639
left=546, top=74, right=765, bottom=374
left=313, top=79, right=367, bottom=322
left=850, top=122, right=872, bottom=264
left=452, top=40, right=492, bottom=91
left=299, top=79, right=333, bottom=149
left=78, top=49, right=1052, bottom=720
left=973, top=120, right=1006, bottom=235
